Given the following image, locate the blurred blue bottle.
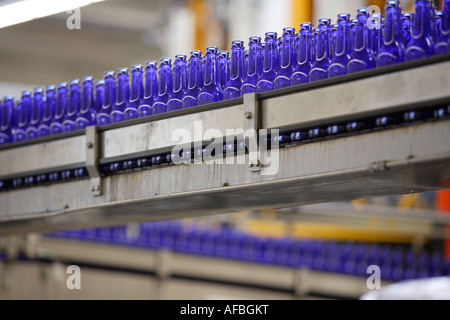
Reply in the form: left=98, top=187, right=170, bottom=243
left=198, top=47, right=223, bottom=105
left=328, top=14, right=352, bottom=78
left=153, top=58, right=173, bottom=114
left=241, top=36, right=263, bottom=94
left=0, top=96, right=14, bottom=144
left=111, top=68, right=129, bottom=123
left=138, top=62, right=158, bottom=117
left=38, top=85, right=55, bottom=137
left=274, top=27, right=296, bottom=89
left=350, top=18, right=358, bottom=52
left=217, top=51, right=230, bottom=91
left=348, top=8, right=376, bottom=73
left=182, top=51, right=203, bottom=108
left=291, top=23, right=313, bottom=85
left=224, top=40, right=246, bottom=99
left=96, top=71, right=116, bottom=125
left=331, top=23, right=338, bottom=58
left=95, top=80, right=105, bottom=113
left=377, top=1, right=405, bottom=67
left=370, top=13, right=384, bottom=56
left=50, top=82, right=67, bottom=134
left=257, top=32, right=278, bottom=93
left=75, top=76, right=95, bottom=130
left=167, top=55, right=187, bottom=112
left=125, top=65, right=144, bottom=120
left=63, top=79, right=81, bottom=132
left=244, top=49, right=249, bottom=78
left=27, top=87, right=43, bottom=139
left=14, top=90, right=32, bottom=142
left=435, top=10, right=443, bottom=39
left=405, top=0, right=435, bottom=61
left=402, top=12, right=414, bottom=47
left=435, top=0, right=450, bottom=54
left=312, top=28, right=319, bottom=61
left=310, top=18, right=332, bottom=82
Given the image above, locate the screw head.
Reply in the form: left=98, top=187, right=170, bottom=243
left=86, top=142, right=94, bottom=149
left=245, top=112, right=252, bottom=119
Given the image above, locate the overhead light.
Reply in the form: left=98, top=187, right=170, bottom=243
left=0, top=0, right=107, bottom=29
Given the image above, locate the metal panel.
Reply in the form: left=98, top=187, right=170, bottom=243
left=261, top=60, right=450, bottom=130
left=0, top=119, right=449, bottom=234
left=102, top=104, right=244, bottom=160
left=0, top=135, right=86, bottom=179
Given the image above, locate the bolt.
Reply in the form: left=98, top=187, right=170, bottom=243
left=245, top=112, right=252, bottom=119
left=86, top=142, right=93, bottom=149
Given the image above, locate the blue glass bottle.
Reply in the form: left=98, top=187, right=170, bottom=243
left=310, top=18, right=332, bottom=82
left=96, top=71, right=116, bottom=125
left=328, top=14, right=352, bottom=78
left=14, top=90, right=32, bottom=142
left=331, top=23, right=338, bottom=58
left=435, top=0, right=450, bottom=54
left=274, top=27, right=296, bottom=89
left=138, top=62, right=158, bottom=117
left=50, top=82, right=67, bottom=134
left=350, top=18, right=358, bottom=52
left=377, top=1, right=405, bottom=67
left=75, top=76, right=95, bottom=130
left=110, top=68, right=129, bottom=123
left=348, top=8, right=376, bottom=73
left=435, top=10, right=443, bottom=39
left=257, top=32, right=278, bottom=93
left=198, top=47, right=223, bottom=105
left=217, top=51, right=230, bottom=91
left=63, top=79, right=81, bottom=132
left=95, top=80, right=105, bottom=114
left=38, top=85, right=55, bottom=137
left=224, top=40, right=246, bottom=99
left=153, top=58, right=173, bottom=114
left=244, top=49, right=249, bottom=79
left=370, top=13, right=384, bottom=56
left=125, top=65, right=144, bottom=120
left=167, top=55, right=187, bottom=112
left=182, top=51, right=203, bottom=108
left=291, top=23, right=313, bottom=85
left=241, top=36, right=263, bottom=94
left=405, top=0, right=435, bottom=61
left=27, top=87, right=43, bottom=139
left=0, top=96, right=14, bottom=144
left=402, top=12, right=414, bottom=47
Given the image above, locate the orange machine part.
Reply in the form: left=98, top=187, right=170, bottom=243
left=437, top=190, right=450, bottom=259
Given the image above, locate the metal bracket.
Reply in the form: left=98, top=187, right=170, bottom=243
left=86, top=126, right=102, bottom=196
left=243, top=92, right=261, bottom=173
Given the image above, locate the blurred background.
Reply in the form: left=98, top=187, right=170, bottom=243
left=0, top=0, right=449, bottom=300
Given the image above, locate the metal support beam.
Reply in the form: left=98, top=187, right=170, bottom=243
left=85, top=126, right=101, bottom=196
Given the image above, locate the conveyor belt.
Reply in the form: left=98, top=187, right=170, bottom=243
left=1, top=55, right=450, bottom=234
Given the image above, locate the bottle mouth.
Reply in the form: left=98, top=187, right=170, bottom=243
left=249, top=36, right=262, bottom=45
left=146, top=61, right=157, bottom=68
left=206, top=47, right=218, bottom=54
left=190, top=50, right=202, bottom=58
left=218, top=51, right=230, bottom=58
left=46, top=85, right=56, bottom=91
left=132, top=65, right=143, bottom=72
left=175, top=54, right=187, bottom=62
left=282, top=27, right=295, bottom=35
left=231, top=40, right=244, bottom=49
left=386, top=0, right=400, bottom=9
left=83, top=76, right=94, bottom=82
left=96, top=80, right=105, bottom=86
left=104, top=71, right=115, bottom=78
left=337, top=13, right=351, bottom=22
left=265, top=32, right=277, bottom=39
left=318, top=18, right=331, bottom=26
left=160, top=58, right=172, bottom=65
left=118, top=68, right=129, bottom=74
left=22, top=90, right=32, bottom=97
left=300, top=22, right=313, bottom=31
left=34, top=87, right=44, bottom=94
left=4, top=95, right=14, bottom=101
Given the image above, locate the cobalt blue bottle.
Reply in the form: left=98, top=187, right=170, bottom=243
left=198, top=47, right=223, bottom=105
left=38, top=85, right=55, bottom=137
left=328, top=14, right=352, bottom=78
left=15, top=90, right=32, bottom=142
left=310, top=18, right=332, bottom=82
left=348, top=8, right=376, bottom=73
left=405, top=0, right=435, bottom=60
left=435, top=0, right=450, bottom=54
left=111, top=68, right=129, bottom=123
left=182, top=51, right=203, bottom=108
left=95, top=80, right=105, bottom=114
left=97, top=71, right=116, bottom=125
left=257, top=32, right=278, bottom=93
left=370, top=13, right=384, bottom=56
left=244, top=50, right=249, bottom=79
left=51, top=82, right=67, bottom=134
left=350, top=18, right=358, bottom=52
left=377, top=1, right=405, bottom=67
left=75, top=76, right=95, bottom=130
left=63, top=79, right=81, bottom=132
left=435, top=10, right=443, bottom=39
left=125, top=65, right=144, bottom=120
left=218, top=51, right=230, bottom=91
left=0, top=96, right=14, bottom=144
left=153, top=58, right=173, bottom=114
left=291, top=23, right=313, bottom=85
left=331, top=23, right=338, bottom=58
left=138, top=62, right=158, bottom=117
left=274, top=27, right=296, bottom=89
left=27, top=87, right=43, bottom=139
left=402, top=12, right=414, bottom=47
left=224, top=40, right=246, bottom=99
left=167, top=55, right=187, bottom=112
left=241, top=36, right=263, bottom=94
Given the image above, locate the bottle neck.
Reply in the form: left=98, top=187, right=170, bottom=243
left=335, top=21, right=351, bottom=56
left=56, top=89, right=67, bottom=117
left=1, top=101, right=13, bottom=129
left=145, top=69, right=157, bottom=99
left=173, top=62, right=187, bottom=93
left=31, top=93, right=43, bottom=123
left=263, top=39, right=278, bottom=73
left=131, top=71, right=144, bottom=101
left=354, top=16, right=369, bottom=51
left=384, top=7, right=403, bottom=45
left=158, top=65, right=172, bottom=96
left=187, top=58, right=202, bottom=90
left=316, top=26, right=331, bottom=60
left=230, top=47, right=245, bottom=80
left=81, top=83, right=93, bottom=113
left=413, top=1, right=433, bottom=39
left=117, top=74, right=130, bottom=105
left=247, top=43, right=262, bottom=77
left=104, top=78, right=116, bottom=108
left=297, top=32, right=312, bottom=64
left=204, top=54, right=217, bottom=86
